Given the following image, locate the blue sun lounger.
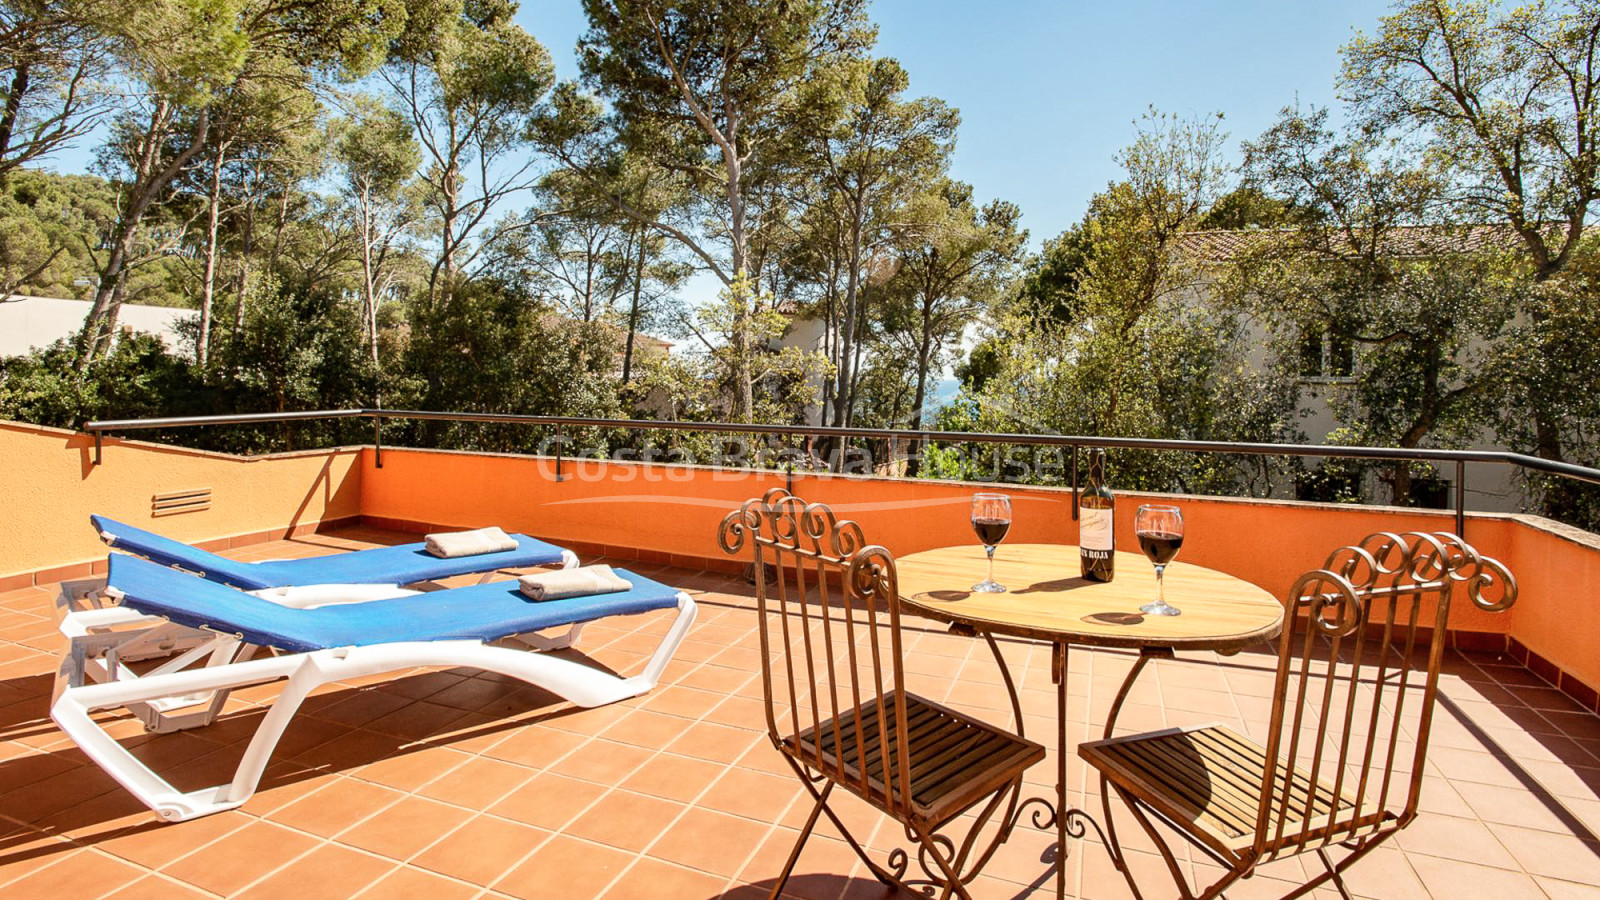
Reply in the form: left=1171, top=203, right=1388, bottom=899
left=53, top=553, right=696, bottom=822
left=91, top=514, right=578, bottom=593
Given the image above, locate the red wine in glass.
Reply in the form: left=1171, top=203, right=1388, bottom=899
left=1137, top=531, right=1183, bottom=565
left=1134, top=505, right=1184, bottom=616
left=970, top=492, right=1011, bottom=593
left=972, top=517, right=1012, bottom=546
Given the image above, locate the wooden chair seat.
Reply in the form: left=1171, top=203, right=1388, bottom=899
left=787, top=690, right=1045, bottom=828
left=1080, top=723, right=1365, bottom=858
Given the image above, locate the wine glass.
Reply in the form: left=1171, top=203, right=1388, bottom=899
left=970, top=492, right=1012, bottom=593
left=1135, top=505, right=1184, bottom=617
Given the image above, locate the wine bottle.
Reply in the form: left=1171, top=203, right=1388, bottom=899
left=1079, top=448, right=1115, bottom=582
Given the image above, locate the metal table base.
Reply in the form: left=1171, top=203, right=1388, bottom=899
left=979, top=631, right=1171, bottom=899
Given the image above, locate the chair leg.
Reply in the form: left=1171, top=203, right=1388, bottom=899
left=781, top=757, right=903, bottom=888
left=772, top=763, right=1022, bottom=900
left=768, top=780, right=833, bottom=900
left=940, top=777, right=1025, bottom=890
left=1115, top=783, right=1207, bottom=900
left=1274, top=834, right=1393, bottom=900
left=1316, top=848, right=1355, bottom=900
left=907, top=822, right=975, bottom=900
left=1100, top=775, right=1147, bottom=899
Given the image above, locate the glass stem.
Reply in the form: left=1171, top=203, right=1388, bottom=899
left=1155, top=564, right=1166, bottom=608
left=986, top=545, right=996, bottom=585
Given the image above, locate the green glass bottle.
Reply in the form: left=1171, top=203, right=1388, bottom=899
left=1079, top=449, right=1114, bottom=582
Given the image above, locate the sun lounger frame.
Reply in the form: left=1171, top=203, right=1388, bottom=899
left=52, top=589, right=695, bottom=821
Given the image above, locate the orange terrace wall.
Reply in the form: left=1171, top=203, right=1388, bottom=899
left=358, top=446, right=1600, bottom=712
left=0, top=421, right=363, bottom=589
left=3, top=428, right=1596, bottom=715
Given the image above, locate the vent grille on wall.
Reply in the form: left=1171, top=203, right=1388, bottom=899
left=151, top=488, right=211, bottom=517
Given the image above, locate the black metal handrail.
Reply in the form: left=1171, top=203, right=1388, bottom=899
left=83, top=407, right=1600, bottom=537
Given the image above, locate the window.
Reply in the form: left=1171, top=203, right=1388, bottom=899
left=1297, top=326, right=1356, bottom=380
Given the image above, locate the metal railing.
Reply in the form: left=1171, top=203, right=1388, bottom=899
left=84, top=408, right=1600, bottom=537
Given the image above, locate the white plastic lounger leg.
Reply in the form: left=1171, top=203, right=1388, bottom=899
left=634, top=593, right=697, bottom=690
left=53, top=652, right=307, bottom=821
left=55, top=606, right=254, bottom=732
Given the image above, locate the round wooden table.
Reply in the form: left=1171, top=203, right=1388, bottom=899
left=897, top=543, right=1284, bottom=899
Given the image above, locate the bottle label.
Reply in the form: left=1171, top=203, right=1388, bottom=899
left=1080, top=508, right=1113, bottom=552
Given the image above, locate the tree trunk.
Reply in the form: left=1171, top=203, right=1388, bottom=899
left=196, top=143, right=229, bottom=367
left=905, top=295, right=936, bottom=478
left=832, top=197, right=864, bottom=428
left=719, top=104, right=754, bottom=423
left=845, top=313, right=867, bottom=429
left=622, top=223, right=647, bottom=385
left=266, top=185, right=290, bottom=274
left=233, top=255, right=250, bottom=337
left=81, top=102, right=210, bottom=366
left=819, top=252, right=839, bottom=421
left=432, top=162, right=460, bottom=305
left=358, top=181, right=380, bottom=366
left=0, top=59, right=31, bottom=188
left=233, top=184, right=256, bottom=341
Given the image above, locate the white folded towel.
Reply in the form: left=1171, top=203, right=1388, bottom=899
left=519, top=565, right=632, bottom=601
left=424, top=526, right=518, bottom=558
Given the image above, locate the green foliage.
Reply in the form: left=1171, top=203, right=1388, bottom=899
left=1340, top=0, right=1600, bottom=262
left=0, top=332, right=193, bottom=428
left=333, top=97, right=418, bottom=200
left=1013, top=221, right=1094, bottom=327
left=1490, top=244, right=1600, bottom=528
left=1197, top=186, right=1301, bottom=230
left=954, top=338, right=1002, bottom=393
left=578, top=0, right=876, bottom=183
left=0, top=0, right=110, bottom=186
left=688, top=274, right=830, bottom=424
left=1336, top=0, right=1600, bottom=520
left=0, top=169, right=108, bottom=296
left=875, top=180, right=1025, bottom=434
left=966, top=111, right=1299, bottom=495
left=393, top=276, right=624, bottom=451
left=1, top=277, right=376, bottom=450
left=204, top=275, right=377, bottom=412
left=386, top=0, right=554, bottom=301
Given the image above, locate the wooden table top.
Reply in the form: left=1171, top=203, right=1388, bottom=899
left=897, top=543, right=1284, bottom=651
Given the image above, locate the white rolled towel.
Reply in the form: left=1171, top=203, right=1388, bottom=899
left=519, top=565, right=632, bottom=602
left=424, top=526, right=518, bottom=558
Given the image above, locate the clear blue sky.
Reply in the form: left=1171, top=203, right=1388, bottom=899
left=520, top=0, right=1396, bottom=247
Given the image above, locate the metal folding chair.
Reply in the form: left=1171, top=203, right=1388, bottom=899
left=1081, top=531, right=1517, bottom=900
left=720, top=488, right=1044, bottom=900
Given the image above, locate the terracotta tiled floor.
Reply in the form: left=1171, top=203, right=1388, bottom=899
left=2, top=528, right=1599, bottom=899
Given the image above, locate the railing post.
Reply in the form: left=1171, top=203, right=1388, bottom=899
left=785, top=433, right=795, bottom=494
left=1455, top=460, right=1466, bottom=538
left=1070, top=444, right=1079, bottom=520
left=372, top=415, right=383, bottom=469
left=555, top=427, right=565, bottom=482
left=93, top=430, right=102, bottom=467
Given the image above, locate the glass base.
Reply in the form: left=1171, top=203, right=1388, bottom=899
left=1140, top=602, right=1181, bottom=617
left=971, top=580, right=1007, bottom=593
